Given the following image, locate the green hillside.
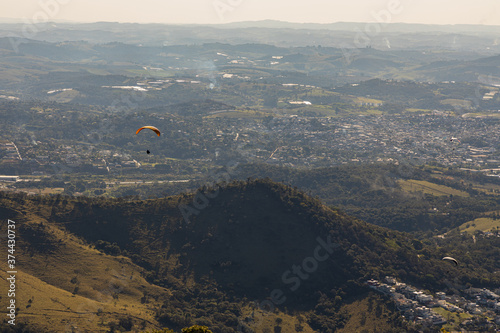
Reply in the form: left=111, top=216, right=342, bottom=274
left=1, top=179, right=498, bottom=332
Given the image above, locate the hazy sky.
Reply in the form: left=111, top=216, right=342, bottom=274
left=1, top=0, right=499, bottom=26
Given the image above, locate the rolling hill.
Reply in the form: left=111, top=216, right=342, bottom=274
left=1, top=179, right=498, bottom=332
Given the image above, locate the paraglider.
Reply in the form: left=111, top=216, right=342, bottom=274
left=442, top=256, right=458, bottom=266
left=136, top=126, right=161, bottom=136
left=449, top=137, right=460, bottom=151
left=136, top=126, right=160, bottom=154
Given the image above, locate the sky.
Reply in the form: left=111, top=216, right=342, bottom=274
left=1, top=0, right=499, bottom=26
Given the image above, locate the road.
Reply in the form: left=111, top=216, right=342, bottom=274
left=105, top=179, right=190, bottom=185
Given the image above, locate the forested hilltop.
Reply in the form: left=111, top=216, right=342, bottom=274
left=232, top=163, right=500, bottom=235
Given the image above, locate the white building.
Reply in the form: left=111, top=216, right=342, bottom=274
left=0, top=175, right=20, bottom=182
left=436, top=292, right=446, bottom=300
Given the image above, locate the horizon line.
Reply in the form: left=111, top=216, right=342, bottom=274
left=1, top=18, right=500, bottom=28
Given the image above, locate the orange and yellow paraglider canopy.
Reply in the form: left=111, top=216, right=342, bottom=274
left=136, top=126, right=161, bottom=136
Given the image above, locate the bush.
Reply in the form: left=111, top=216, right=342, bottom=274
left=181, top=325, right=213, bottom=333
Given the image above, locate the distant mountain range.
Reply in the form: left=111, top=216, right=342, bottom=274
left=1, top=20, right=500, bottom=51
left=219, top=20, right=500, bottom=33
left=2, top=18, right=500, bottom=32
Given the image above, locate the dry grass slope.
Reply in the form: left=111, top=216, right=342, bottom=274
left=1, top=212, right=169, bottom=332
left=336, top=293, right=401, bottom=333
left=458, top=217, right=500, bottom=233
left=398, top=179, right=469, bottom=197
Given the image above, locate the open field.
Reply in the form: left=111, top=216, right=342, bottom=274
left=472, top=183, right=500, bottom=196
left=458, top=217, right=500, bottom=233
left=432, top=307, right=473, bottom=332
left=398, top=179, right=469, bottom=197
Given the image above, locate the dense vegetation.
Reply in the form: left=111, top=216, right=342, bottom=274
left=232, top=164, right=500, bottom=235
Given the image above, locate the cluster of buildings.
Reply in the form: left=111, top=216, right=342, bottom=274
left=2, top=109, right=500, bottom=178
left=462, top=287, right=500, bottom=314
left=367, top=276, right=500, bottom=330
left=0, top=140, right=22, bottom=164
left=367, top=277, right=447, bottom=327
left=240, top=113, right=500, bottom=169
left=0, top=139, right=143, bottom=177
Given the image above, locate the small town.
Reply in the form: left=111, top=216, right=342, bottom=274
left=1, top=111, right=500, bottom=177
left=367, top=276, right=500, bottom=331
